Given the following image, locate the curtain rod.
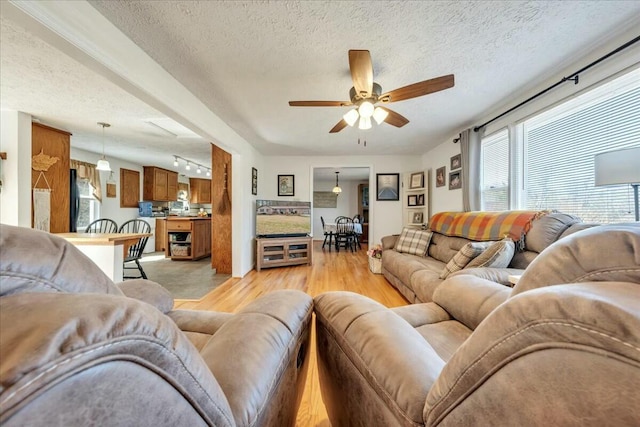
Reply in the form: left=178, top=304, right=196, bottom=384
left=473, top=35, right=640, bottom=132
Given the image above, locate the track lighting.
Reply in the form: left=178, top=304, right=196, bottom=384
left=172, top=155, right=211, bottom=177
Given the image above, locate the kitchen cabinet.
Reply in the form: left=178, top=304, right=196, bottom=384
left=256, top=236, right=313, bottom=271
left=120, top=168, right=140, bottom=208
left=189, top=178, right=212, bottom=204
left=143, top=166, right=178, bottom=201
left=155, top=218, right=167, bottom=252
left=166, top=217, right=211, bottom=260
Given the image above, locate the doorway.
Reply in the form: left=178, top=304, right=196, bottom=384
left=311, top=166, right=371, bottom=244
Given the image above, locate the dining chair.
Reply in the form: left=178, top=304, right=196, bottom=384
left=352, top=215, right=363, bottom=250
left=320, top=216, right=335, bottom=250
left=85, top=218, right=118, bottom=234
left=335, top=216, right=356, bottom=253
left=118, top=219, right=151, bottom=279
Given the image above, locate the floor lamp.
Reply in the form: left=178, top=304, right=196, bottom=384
left=594, top=147, right=640, bottom=221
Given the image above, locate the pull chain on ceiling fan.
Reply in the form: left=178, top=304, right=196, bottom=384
left=289, top=50, right=455, bottom=133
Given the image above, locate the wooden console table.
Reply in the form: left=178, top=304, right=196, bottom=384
left=256, top=236, right=313, bottom=271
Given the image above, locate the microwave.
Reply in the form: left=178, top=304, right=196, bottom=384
left=170, top=200, right=190, bottom=214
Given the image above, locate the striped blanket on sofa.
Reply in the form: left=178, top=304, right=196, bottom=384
left=428, top=210, right=552, bottom=250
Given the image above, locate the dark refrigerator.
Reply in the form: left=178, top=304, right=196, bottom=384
left=70, top=168, right=79, bottom=232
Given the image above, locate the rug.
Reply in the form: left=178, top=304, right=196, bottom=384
left=138, top=252, right=231, bottom=300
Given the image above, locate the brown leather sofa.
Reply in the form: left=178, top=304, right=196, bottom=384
left=0, top=224, right=313, bottom=427
left=381, top=211, right=592, bottom=303
left=315, top=224, right=640, bottom=426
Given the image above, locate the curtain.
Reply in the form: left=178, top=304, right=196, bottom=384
left=460, top=127, right=484, bottom=211
left=71, top=159, right=102, bottom=202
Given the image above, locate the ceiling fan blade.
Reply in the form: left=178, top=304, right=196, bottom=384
left=289, top=101, right=351, bottom=107
left=329, top=119, right=348, bottom=133
left=380, top=74, right=455, bottom=103
left=349, top=50, right=373, bottom=98
left=380, top=107, right=409, bottom=128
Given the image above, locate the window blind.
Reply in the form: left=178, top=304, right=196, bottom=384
left=481, top=129, right=510, bottom=211
left=523, top=74, right=639, bottom=223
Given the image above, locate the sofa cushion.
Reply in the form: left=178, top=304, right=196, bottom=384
left=439, top=242, right=492, bottom=279
left=466, top=238, right=515, bottom=269
left=524, top=212, right=581, bottom=253
left=428, top=233, right=472, bottom=264
left=394, top=228, right=433, bottom=256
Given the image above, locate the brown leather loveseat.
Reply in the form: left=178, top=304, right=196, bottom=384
left=0, top=224, right=313, bottom=427
left=315, top=224, right=640, bottom=426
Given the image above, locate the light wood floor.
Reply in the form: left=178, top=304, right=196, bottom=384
left=174, top=241, right=408, bottom=427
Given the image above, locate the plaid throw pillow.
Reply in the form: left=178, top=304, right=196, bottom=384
left=439, top=241, right=493, bottom=279
left=394, top=228, right=433, bottom=256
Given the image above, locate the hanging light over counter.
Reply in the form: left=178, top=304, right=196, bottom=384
left=332, top=171, right=342, bottom=194
left=96, top=122, right=111, bottom=171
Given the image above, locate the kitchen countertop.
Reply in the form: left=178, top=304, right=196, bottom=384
left=165, top=216, right=211, bottom=220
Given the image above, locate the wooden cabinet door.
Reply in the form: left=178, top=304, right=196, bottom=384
left=167, top=171, right=178, bottom=201
left=154, top=168, right=168, bottom=200
left=32, top=123, right=70, bottom=233
left=155, top=218, right=167, bottom=252
left=120, top=168, right=140, bottom=208
left=199, top=179, right=211, bottom=203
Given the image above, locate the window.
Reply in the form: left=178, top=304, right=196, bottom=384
left=480, top=69, right=640, bottom=223
left=77, top=179, right=100, bottom=230
left=481, top=129, right=509, bottom=211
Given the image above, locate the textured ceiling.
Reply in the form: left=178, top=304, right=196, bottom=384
left=1, top=1, right=640, bottom=167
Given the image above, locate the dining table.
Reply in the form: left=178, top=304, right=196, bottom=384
left=323, top=222, right=363, bottom=235
left=56, top=232, right=151, bottom=282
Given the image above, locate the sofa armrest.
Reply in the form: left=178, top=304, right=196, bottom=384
left=314, top=291, right=445, bottom=426
left=381, top=234, right=399, bottom=250
left=198, top=290, right=313, bottom=426
left=425, top=281, right=640, bottom=426
left=117, top=279, right=174, bottom=314
left=450, top=267, right=525, bottom=287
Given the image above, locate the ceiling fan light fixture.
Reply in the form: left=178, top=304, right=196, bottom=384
left=358, top=116, right=372, bottom=130
left=373, top=106, right=389, bottom=125
left=358, top=101, right=374, bottom=118
left=343, top=109, right=359, bottom=127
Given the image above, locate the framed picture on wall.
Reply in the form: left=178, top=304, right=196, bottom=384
left=410, top=211, right=424, bottom=225
left=449, top=170, right=462, bottom=190
left=417, top=193, right=425, bottom=206
left=409, top=172, right=424, bottom=189
left=251, top=167, right=258, bottom=195
left=278, top=174, right=295, bottom=196
left=376, top=173, right=400, bottom=201
left=435, top=166, right=446, bottom=187
left=407, top=195, right=418, bottom=206
left=450, top=154, right=462, bottom=170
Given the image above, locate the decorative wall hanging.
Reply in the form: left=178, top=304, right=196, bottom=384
left=449, top=170, right=462, bottom=190
left=313, top=191, right=338, bottom=208
left=450, top=154, right=461, bottom=170
left=32, top=149, right=59, bottom=232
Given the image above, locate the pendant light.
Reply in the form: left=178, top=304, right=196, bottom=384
left=332, top=171, right=342, bottom=194
left=96, top=122, right=111, bottom=171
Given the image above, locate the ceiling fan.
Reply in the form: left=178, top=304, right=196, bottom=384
left=289, top=50, right=454, bottom=133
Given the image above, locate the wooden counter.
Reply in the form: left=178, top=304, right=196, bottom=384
left=165, top=217, right=211, bottom=260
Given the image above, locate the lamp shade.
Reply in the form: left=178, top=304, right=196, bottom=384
left=594, top=147, right=640, bottom=186
left=96, top=158, right=111, bottom=171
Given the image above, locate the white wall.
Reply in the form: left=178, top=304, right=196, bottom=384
left=262, top=154, right=421, bottom=245
left=0, top=111, right=32, bottom=227
left=71, top=147, right=143, bottom=227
